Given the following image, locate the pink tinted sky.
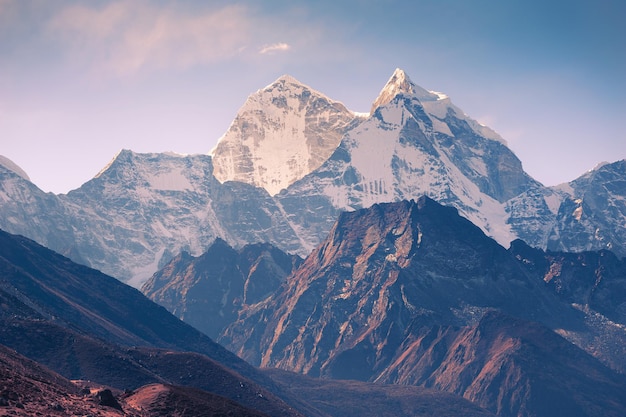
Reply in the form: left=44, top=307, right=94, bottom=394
left=1, top=0, right=624, bottom=193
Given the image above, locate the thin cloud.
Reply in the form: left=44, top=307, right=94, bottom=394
left=47, top=1, right=254, bottom=77
left=259, top=42, right=291, bottom=54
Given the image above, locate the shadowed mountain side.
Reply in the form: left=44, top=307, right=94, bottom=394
left=0, top=340, right=293, bottom=417
left=508, top=239, right=626, bottom=372
left=142, top=240, right=302, bottom=339
left=0, top=318, right=165, bottom=389
left=0, top=228, right=258, bottom=378
left=376, top=311, right=626, bottom=417
left=509, top=239, right=626, bottom=325
left=0, top=228, right=309, bottom=417
left=0, top=342, right=126, bottom=416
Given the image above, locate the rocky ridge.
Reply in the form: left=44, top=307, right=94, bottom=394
left=216, top=197, right=626, bottom=417
left=142, top=239, right=302, bottom=339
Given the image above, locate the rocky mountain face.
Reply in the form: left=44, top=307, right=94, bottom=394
left=142, top=239, right=302, bottom=339
left=220, top=197, right=573, bottom=370
left=376, top=312, right=626, bottom=417
left=550, top=160, right=626, bottom=256
left=0, top=229, right=499, bottom=417
left=0, top=70, right=624, bottom=287
left=218, top=197, right=626, bottom=417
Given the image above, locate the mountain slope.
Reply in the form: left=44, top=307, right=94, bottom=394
left=220, top=197, right=576, bottom=372
left=0, top=227, right=281, bottom=387
left=0, top=342, right=128, bottom=416
left=142, top=239, right=302, bottom=339
left=377, top=311, right=626, bottom=417
left=123, top=383, right=272, bottom=417
left=264, top=368, right=496, bottom=417
left=0, top=228, right=315, bottom=417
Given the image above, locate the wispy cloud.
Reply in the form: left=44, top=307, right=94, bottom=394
left=47, top=1, right=254, bottom=77
left=259, top=42, right=291, bottom=55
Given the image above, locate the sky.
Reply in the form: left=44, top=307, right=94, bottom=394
left=1, top=0, right=624, bottom=194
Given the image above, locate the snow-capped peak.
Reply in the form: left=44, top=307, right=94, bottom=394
left=0, top=155, right=31, bottom=181
left=370, top=68, right=441, bottom=114
left=265, top=74, right=303, bottom=89
left=368, top=69, right=506, bottom=145
left=591, top=161, right=611, bottom=172
left=94, top=149, right=128, bottom=179
left=210, top=74, right=357, bottom=195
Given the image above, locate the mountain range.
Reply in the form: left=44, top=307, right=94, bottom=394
left=1, top=69, right=624, bottom=286
left=1, top=68, right=625, bottom=417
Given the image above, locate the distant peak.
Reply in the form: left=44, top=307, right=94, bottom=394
left=0, top=155, right=30, bottom=181
left=276, top=74, right=302, bottom=84
left=370, top=68, right=443, bottom=114
left=262, top=74, right=306, bottom=91
left=388, top=68, right=414, bottom=93
left=94, top=149, right=131, bottom=179
left=255, top=73, right=339, bottom=106
left=591, top=161, right=610, bottom=171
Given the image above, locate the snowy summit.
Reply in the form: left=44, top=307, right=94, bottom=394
left=210, top=75, right=355, bottom=195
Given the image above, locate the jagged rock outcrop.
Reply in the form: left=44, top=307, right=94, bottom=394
left=220, top=197, right=576, bottom=373
left=549, top=160, right=626, bottom=257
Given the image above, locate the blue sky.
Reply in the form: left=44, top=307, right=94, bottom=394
left=1, top=0, right=624, bottom=193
